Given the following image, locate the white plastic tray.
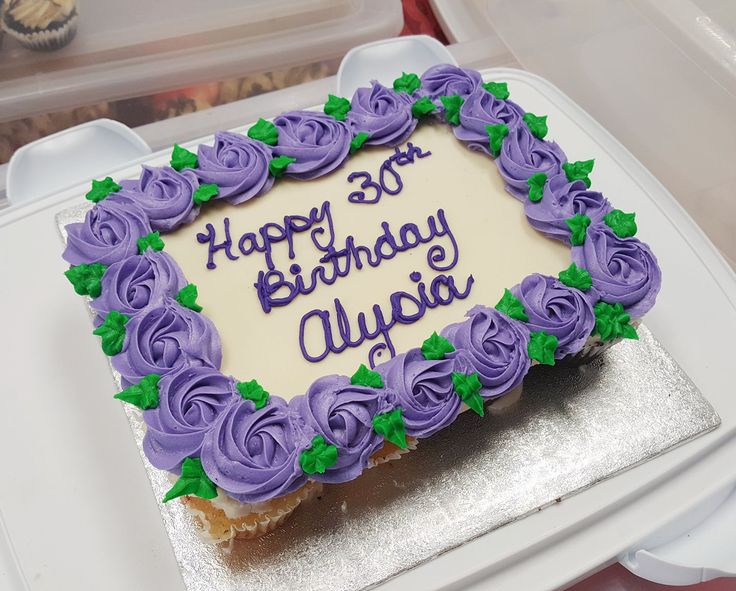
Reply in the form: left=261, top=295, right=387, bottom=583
left=0, top=67, right=734, bottom=591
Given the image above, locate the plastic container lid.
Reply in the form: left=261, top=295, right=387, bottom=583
left=0, top=0, right=403, bottom=123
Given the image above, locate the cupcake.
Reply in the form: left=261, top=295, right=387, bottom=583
left=2, top=0, right=77, bottom=51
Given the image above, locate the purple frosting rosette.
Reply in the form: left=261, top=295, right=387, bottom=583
left=572, top=223, right=661, bottom=318
left=290, top=375, right=395, bottom=484
left=346, top=82, right=417, bottom=147
left=454, top=86, right=525, bottom=153
left=496, top=126, right=567, bottom=200
left=63, top=195, right=152, bottom=266
left=510, top=274, right=596, bottom=359
left=200, top=396, right=311, bottom=503
left=377, top=348, right=461, bottom=439
left=112, top=298, right=222, bottom=387
left=143, top=366, right=239, bottom=471
left=195, top=131, right=274, bottom=204
left=272, top=111, right=351, bottom=180
left=419, top=64, right=482, bottom=100
left=442, top=305, right=530, bottom=398
left=90, top=250, right=186, bottom=320
left=117, top=166, right=199, bottom=232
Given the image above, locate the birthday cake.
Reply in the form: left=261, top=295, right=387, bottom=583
left=60, top=64, right=661, bottom=542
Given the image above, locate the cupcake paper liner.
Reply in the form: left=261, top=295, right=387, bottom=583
left=2, top=6, right=77, bottom=51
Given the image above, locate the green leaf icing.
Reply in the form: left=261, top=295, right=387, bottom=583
left=523, top=112, right=548, bottom=139
left=175, top=283, right=202, bottom=312
left=439, top=95, right=464, bottom=126
left=486, top=123, right=509, bottom=157
left=393, top=72, right=421, bottom=94
left=349, top=132, right=370, bottom=155
left=93, top=310, right=129, bottom=356
left=162, top=457, right=217, bottom=503
left=421, top=331, right=455, bottom=361
left=558, top=263, right=592, bottom=291
left=64, top=263, right=107, bottom=298
left=528, top=331, right=558, bottom=366
left=236, top=379, right=269, bottom=410
left=411, top=96, right=436, bottom=118
left=482, top=81, right=509, bottom=100
left=350, top=364, right=384, bottom=388
left=527, top=172, right=547, bottom=203
left=299, top=435, right=338, bottom=475
left=562, top=159, right=595, bottom=187
left=137, top=231, right=165, bottom=254
left=85, top=177, right=121, bottom=203
left=192, top=183, right=218, bottom=206
left=604, top=209, right=638, bottom=238
left=495, top=288, right=529, bottom=322
left=593, top=302, right=639, bottom=342
left=451, top=372, right=484, bottom=417
left=323, top=94, right=351, bottom=121
left=372, top=407, right=408, bottom=449
left=565, top=214, right=592, bottom=246
left=247, top=118, right=279, bottom=146
left=170, top=144, right=198, bottom=171
left=268, top=155, right=296, bottom=178
left=114, top=374, right=160, bottom=410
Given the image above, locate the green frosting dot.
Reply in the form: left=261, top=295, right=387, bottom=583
left=175, top=283, right=202, bottom=312
left=486, top=123, right=509, bottom=157
left=137, top=231, right=165, bottom=254
left=527, top=172, right=547, bottom=203
left=114, top=374, right=160, bottom=410
left=373, top=407, right=408, bottom=449
left=247, top=118, right=279, bottom=146
left=93, top=310, right=129, bottom=356
left=85, top=177, right=121, bottom=203
left=299, top=435, right=339, bottom=475
left=170, top=144, right=198, bottom=171
left=566, top=214, right=591, bottom=246
left=324, top=94, right=351, bottom=121
left=162, top=457, right=217, bottom=503
left=393, top=72, right=421, bottom=94
left=439, top=95, right=464, bottom=126
left=523, top=112, right=548, bottom=139
left=350, top=132, right=370, bottom=155
left=528, top=331, right=558, bottom=366
left=64, top=262, right=107, bottom=298
left=495, top=288, right=529, bottom=322
left=193, top=183, right=218, bottom=206
left=558, top=263, right=592, bottom=291
left=236, top=379, right=270, bottom=410
left=482, top=81, right=509, bottom=100
left=350, top=364, right=384, bottom=388
left=411, top=96, right=436, bottom=118
left=421, top=331, right=455, bottom=361
left=604, top=209, right=637, bottom=238
left=451, top=372, right=484, bottom=417
left=593, top=302, right=639, bottom=342
left=269, top=155, right=296, bottom=178
left=562, top=159, right=595, bottom=187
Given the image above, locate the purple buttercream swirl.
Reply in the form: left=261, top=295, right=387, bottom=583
left=524, top=173, right=612, bottom=243
left=441, top=305, right=530, bottom=398
left=346, top=82, right=417, bottom=147
left=143, top=366, right=239, bottom=471
left=290, top=375, right=395, bottom=483
left=510, top=274, right=595, bottom=358
left=572, top=223, right=661, bottom=318
left=117, top=166, right=199, bottom=232
left=454, top=86, right=525, bottom=153
left=419, top=64, right=482, bottom=100
left=377, top=348, right=460, bottom=439
left=90, top=250, right=186, bottom=320
left=272, top=111, right=351, bottom=180
left=195, top=132, right=274, bottom=204
left=112, top=298, right=222, bottom=387
left=200, top=396, right=310, bottom=503
left=63, top=195, right=152, bottom=266
left=496, top=126, right=567, bottom=200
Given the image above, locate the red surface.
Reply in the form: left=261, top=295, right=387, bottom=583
left=567, top=564, right=736, bottom=591
left=400, top=0, right=449, bottom=43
